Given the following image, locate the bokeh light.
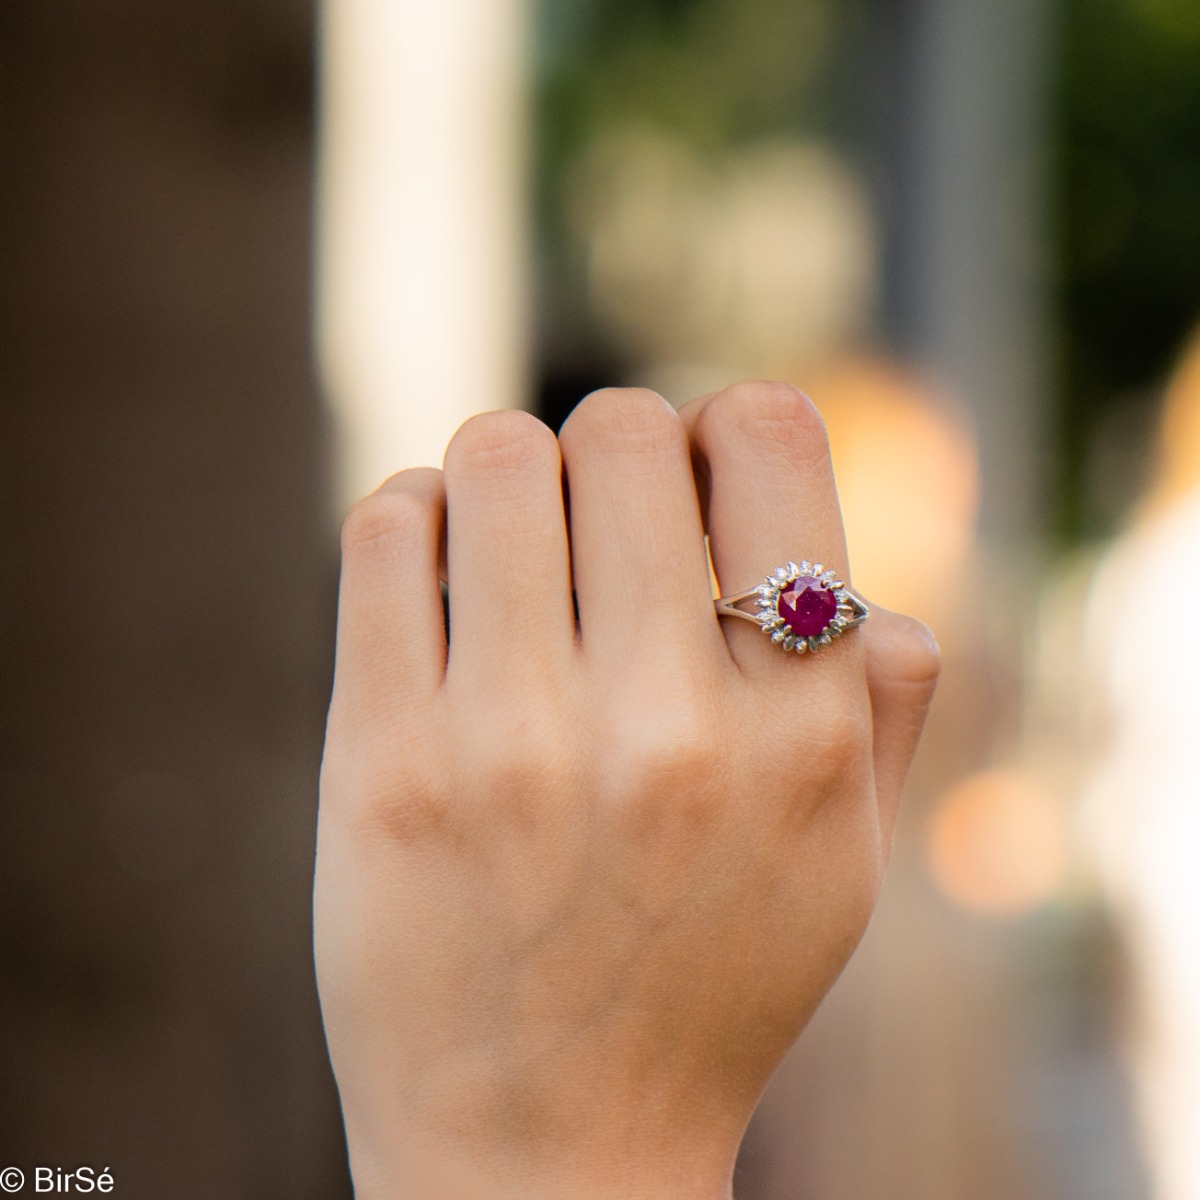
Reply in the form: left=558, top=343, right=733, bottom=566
left=926, top=768, right=1070, bottom=917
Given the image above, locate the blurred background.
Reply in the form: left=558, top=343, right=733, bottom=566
left=3, top=0, right=1200, bottom=1196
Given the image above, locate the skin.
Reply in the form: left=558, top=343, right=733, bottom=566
left=315, top=381, right=941, bottom=1199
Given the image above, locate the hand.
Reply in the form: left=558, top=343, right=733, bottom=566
left=314, top=382, right=940, bottom=1199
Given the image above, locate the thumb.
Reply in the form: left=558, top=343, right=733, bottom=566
left=862, top=606, right=941, bottom=856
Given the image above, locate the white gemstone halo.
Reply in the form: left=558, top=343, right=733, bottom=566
left=713, top=560, right=869, bottom=654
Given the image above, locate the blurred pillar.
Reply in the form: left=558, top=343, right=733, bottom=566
left=871, top=0, right=1056, bottom=543
left=0, top=2, right=348, bottom=1196
left=318, top=0, right=531, bottom=504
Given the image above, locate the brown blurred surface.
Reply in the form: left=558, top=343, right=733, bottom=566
left=0, top=3, right=349, bottom=1194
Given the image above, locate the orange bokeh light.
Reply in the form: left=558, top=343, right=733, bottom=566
left=926, top=768, right=1069, bottom=917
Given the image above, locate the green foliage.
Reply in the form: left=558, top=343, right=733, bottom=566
left=1055, top=0, right=1200, bottom=533
left=534, top=0, right=853, bottom=225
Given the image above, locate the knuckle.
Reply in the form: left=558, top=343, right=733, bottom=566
left=867, top=614, right=942, bottom=698
left=830, top=697, right=872, bottom=759
left=444, top=409, right=558, bottom=478
left=468, top=722, right=569, bottom=808
left=902, top=646, right=942, bottom=699
left=560, top=387, right=684, bottom=456
left=341, top=487, right=430, bottom=557
left=604, top=703, right=722, bottom=804
left=320, top=739, right=450, bottom=845
left=377, top=790, right=453, bottom=844
left=901, top=626, right=942, bottom=690
left=604, top=726, right=724, bottom=846
left=802, top=690, right=872, bottom=783
left=701, top=379, right=830, bottom=463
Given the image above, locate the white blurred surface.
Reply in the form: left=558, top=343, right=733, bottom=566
left=318, top=0, right=530, bottom=506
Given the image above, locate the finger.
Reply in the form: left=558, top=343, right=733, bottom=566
left=557, top=388, right=726, bottom=669
left=863, top=608, right=941, bottom=854
left=679, top=380, right=854, bottom=673
left=332, top=467, right=447, bottom=721
left=442, top=410, right=574, bottom=687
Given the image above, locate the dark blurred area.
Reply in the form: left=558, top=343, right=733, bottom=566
left=4, top=0, right=1200, bottom=1196
left=1056, top=0, right=1200, bottom=537
left=0, top=2, right=348, bottom=1196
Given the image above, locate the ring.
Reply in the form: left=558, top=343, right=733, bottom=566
left=714, top=560, right=868, bottom=654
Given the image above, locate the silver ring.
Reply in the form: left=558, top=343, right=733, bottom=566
left=714, top=560, right=868, bottom=654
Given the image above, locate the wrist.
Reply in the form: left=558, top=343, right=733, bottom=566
left=332, top=1040, right=751, bottom=1200
left=344, top=1123, right=738, bottom=1200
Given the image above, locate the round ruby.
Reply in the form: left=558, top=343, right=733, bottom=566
left=777, top=575, right=838, bottom=638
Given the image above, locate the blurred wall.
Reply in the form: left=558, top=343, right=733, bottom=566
left=0, top=3, right=349, bottom=1195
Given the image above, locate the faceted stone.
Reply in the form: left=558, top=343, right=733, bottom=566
left=777, top=575, right=837, bottom=638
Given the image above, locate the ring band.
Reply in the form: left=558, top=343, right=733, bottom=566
left=714, top=560, right=868, bottom=654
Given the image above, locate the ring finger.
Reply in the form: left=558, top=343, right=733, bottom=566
left=679, top=380, right=860, bottom=675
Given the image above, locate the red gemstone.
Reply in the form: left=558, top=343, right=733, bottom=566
left=777, top=575, right=837, bottom=638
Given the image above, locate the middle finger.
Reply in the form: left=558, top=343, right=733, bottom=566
left=558, top=388, right=726, bottom=669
